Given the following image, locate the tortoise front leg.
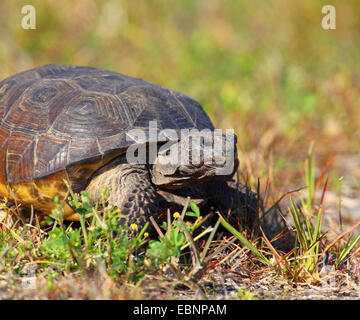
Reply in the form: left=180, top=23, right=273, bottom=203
left=86, top=161, right=158, bottom=236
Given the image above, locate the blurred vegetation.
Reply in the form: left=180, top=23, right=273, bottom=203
left=0, top=0, right=359, bottom=194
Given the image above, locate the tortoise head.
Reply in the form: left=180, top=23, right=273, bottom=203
left=150, top=130, right=238, bottom=189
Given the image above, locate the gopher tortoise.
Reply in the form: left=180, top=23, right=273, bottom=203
left=0, top=64, right=258, bottom=234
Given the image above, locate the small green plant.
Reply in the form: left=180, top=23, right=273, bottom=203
left=290, top=153, right=360, bottom=280
left=39, top=184, right=150, bottom=281
left=263, top=152, right=360, bottom=282
left=146, top=200, right=212, bottom=268
left=146, top=198, right=237, bottom=288
left=272, top=152, right=330, bottom=281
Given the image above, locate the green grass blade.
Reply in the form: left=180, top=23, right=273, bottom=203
left=337, top=232, right=360, bottom=267
left=289, top=197, right=307, bottom=250
left=199, top=219, right=220, bottom=260
left=218, top=213, right=271, bottom=266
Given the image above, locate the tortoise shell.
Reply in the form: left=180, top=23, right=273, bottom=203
left=0, top=64, right=214, bottom=219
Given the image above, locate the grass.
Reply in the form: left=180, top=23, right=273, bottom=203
left=0, top=184, right=245, bottom=298
left=0, top=154, right=359, bottom=299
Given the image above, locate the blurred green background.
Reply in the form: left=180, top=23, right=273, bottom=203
left=0, top=0, right=359, bottom=195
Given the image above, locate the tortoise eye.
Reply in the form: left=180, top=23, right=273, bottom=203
left=32, top=87, right=58, bottom=103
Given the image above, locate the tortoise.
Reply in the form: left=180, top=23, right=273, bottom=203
left=0, top=64, right=258, bottom=234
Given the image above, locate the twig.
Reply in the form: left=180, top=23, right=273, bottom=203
left=150, top=216, right=164, bottom=238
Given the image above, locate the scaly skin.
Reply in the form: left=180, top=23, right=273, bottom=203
left=86, top=158, right=158, bottom=234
